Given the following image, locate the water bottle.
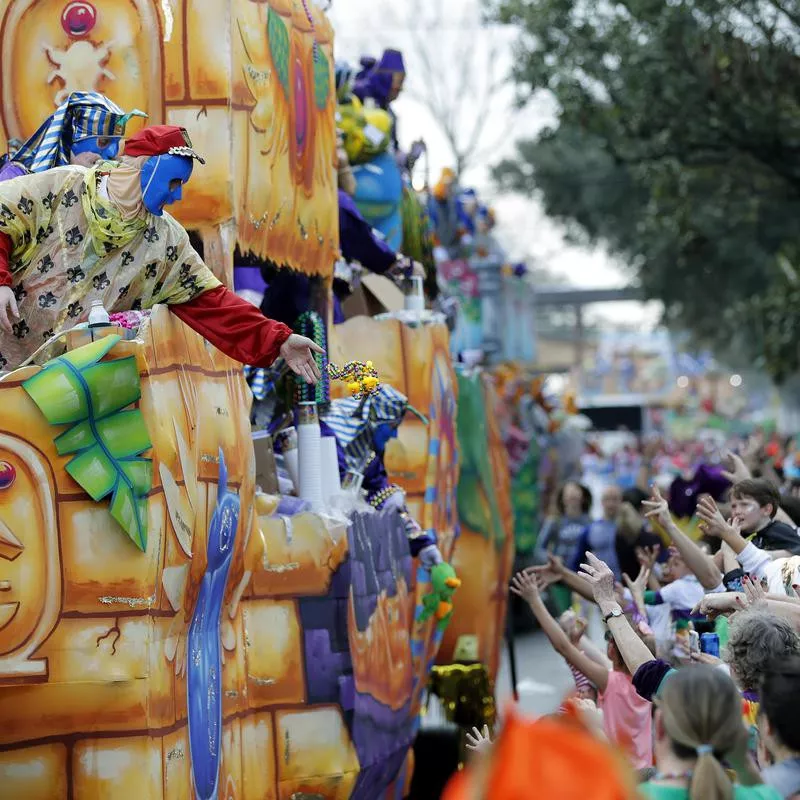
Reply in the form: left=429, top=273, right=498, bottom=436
left=88, top=300, right=110, bottom=328
left=700, top=632, right=720, bottom=658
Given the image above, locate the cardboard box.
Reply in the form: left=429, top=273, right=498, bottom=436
left=252, top=431, right=279, bottom=495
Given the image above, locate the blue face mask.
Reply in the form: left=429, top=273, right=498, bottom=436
left=373, top=422, right=399, bottom=453
left=140, top=154, right=193, bottom=216
left=71, top=135, right=122, bottom=161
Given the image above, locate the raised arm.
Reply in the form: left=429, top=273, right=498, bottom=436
left=643, top=487, right=723, bottom=590
left=527, top=554, right=598, bottom=604
left=511, top=570, right=610, bottom=693
left=578, top=553, right=656, bottom=676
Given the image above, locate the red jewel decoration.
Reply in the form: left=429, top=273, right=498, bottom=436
left=61, top=2, right=97, bottom=38
left=0, top=461, right=15, bottom=490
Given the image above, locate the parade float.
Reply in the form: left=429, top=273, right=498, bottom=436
left=0, top=2, right=521, bottom=799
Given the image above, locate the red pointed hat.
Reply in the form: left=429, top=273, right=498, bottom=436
left=123, top=125, right=205, bottom=164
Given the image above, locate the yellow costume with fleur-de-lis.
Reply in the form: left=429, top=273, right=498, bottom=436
left=0, top=164, right=219, bottom=370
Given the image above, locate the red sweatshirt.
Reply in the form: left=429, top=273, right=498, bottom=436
left=0, top=231, right=291, bottom=367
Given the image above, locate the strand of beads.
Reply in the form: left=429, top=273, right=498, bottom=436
left=327, top=360, right=380, bottom=399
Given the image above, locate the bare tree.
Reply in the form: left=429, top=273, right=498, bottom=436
left=335, top=0, right=517, bottom=179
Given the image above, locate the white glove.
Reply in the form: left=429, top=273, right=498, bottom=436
left=419, top=544, right=443, bottom=568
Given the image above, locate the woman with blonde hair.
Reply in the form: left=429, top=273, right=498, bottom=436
left=642, top=664, right=779, bottom=799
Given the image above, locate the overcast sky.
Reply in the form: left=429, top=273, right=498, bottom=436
left=327, top=0, right=661, bottom=329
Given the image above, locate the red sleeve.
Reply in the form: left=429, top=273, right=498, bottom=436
left=0, top=232, right=11, bottom=287
left=170, top=285, right=293, bottom=367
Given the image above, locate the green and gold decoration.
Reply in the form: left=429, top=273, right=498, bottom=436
left=327, top=360, right=380, bottom=400
left=293, top=311, right=329, bottom=406
left=23, top=335, right=152, bottom=551
left=428, top=663, right=496, bottom=733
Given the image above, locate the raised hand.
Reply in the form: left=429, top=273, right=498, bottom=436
left=465, top=724, right=492, bottom=753
left=721, top=450, right=750, bottom=484
left=642, top=486, right=671, bottom=528
left=623, top=564, right=650, bottom=613
left=696, top=495, right=732, bottom=539
left=510, top=569, right=541, bottom=606
left=635, top=544, right=661, bottom=571
left=525, top=554, right=565, bottom=589
left=577, top=553, right=616, bottom=605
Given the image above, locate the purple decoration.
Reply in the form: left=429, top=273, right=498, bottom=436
left=297, top=509, right=417, bottom=798
left=274, top=495, right=312, bottom=516
left=233, top=266, right=267, bottom=295
left=669, top=463, right=731, bottom=518
left=0, top=161, right=27, bottom=183
left=513, top=262, right=527, bottom=278
left=377, top=48, right=405, bottom=74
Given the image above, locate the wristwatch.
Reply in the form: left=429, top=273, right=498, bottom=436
left=602, top=605, right=623, bottom=624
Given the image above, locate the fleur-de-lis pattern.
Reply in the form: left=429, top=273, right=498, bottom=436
left=65, top=227, right=84, bottom=247
left=0, top=169, right=218, bottom=370
left=0, top=354, right=7, bottom=369
left=67, top=266, right=85, bottom=283
left=38, top=255, right=54, bottom=274
left=35, top=225, right=53, bottom=245
left=12, top=319, right=29, bottom=339
left=92, top=272, right=110, bottom=290
left=38, top=292, right=57, bottom=309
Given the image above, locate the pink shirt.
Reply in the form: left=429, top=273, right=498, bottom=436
left=600, top=670, right=653, bottom=769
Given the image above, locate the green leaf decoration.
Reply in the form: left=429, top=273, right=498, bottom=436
left=267, top=7, right=291, bottom=98
left=313, top=48, right=330, bottom=111
left=23, top=335, right=153, bottom=552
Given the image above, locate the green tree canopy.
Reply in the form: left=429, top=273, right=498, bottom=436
left=488, top=0, right=800, bottom=381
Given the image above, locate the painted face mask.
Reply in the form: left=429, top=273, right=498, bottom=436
left=71, top=134, right=123, bottom=163
left=140, top=153, right=193, bottom=216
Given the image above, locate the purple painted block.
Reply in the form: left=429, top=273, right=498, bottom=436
left=330, top=558, right=352, bottom=598
left=351, top=559, right=368, bottom=597
left=332, top=598, right=350, bottom=653
left=299, top=596, right=335, bottom=630
left=339, top=674, right=355, bottom=710
left=304, top=628, right=348, bottom=704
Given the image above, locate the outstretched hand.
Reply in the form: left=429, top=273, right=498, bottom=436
left=279, top=334, right=324, bottom=385
left=696, top=495, right=733, bottom=539
left=641, top=486, right=671, bottom=528
left=465, top=724, right=492, bottom=753
left=577, top=553, right=616, bottom=605
left=721, top=450, right=750, bottom=484
left=510, top=569, right=541, bottom=606
left=525, top=554, right=565, bottom=589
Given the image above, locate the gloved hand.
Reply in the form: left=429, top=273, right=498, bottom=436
left=419, top=544, right=443, bottom=568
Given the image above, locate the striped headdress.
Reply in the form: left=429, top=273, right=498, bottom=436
left=322, top=384, right=426, bottom=474
left=11, top=92, right=146, bottom=173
